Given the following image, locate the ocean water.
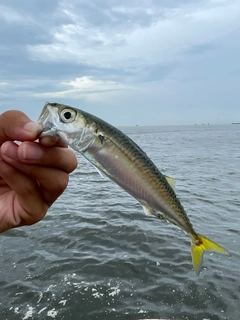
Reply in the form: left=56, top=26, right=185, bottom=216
left=0, top=124, right=239, bottom=320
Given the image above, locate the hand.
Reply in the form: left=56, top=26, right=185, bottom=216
left=0, top=110, right=78, bottom=233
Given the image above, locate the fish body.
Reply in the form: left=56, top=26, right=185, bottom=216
left=38, top=102, right=230, bottom=275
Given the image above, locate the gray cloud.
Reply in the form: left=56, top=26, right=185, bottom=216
left=0, top=0, right=240, bottom=125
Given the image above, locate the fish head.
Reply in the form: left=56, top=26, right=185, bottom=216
left=38, top=102, right=97, bottom=151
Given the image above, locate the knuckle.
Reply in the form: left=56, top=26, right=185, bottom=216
left=55, top=173, right=69, bottom=195
left=55, top=149, right=78, bottom=173
left=39, top=147, right=77, bottom=174
left=24, top=204, right=48, bottom=226
left=67, top=151, right=78, bottom=173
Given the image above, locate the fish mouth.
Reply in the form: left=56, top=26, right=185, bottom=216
left=38, top=103, right=60, bottom=137
left=37, top=102, right=77, bottom=145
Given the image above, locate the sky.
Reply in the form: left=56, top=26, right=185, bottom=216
left=0, top=0, right=240, bottom=125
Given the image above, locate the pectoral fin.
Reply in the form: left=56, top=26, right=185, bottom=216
left=93, top=165, right=107, bottom=179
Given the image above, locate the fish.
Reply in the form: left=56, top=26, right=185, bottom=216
left=38, top=102, right=230, bottom=275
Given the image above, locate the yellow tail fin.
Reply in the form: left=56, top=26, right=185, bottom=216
left=191, top=234, right=230, bottom=275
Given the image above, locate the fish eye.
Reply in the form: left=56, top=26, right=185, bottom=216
left=60, top=108, right=76, bottom=123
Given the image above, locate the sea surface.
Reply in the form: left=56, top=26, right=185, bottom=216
left=0, top=124, right=239, bottom=320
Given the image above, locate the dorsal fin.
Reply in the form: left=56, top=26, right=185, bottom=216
left=164, top=175, right=176, bottom=193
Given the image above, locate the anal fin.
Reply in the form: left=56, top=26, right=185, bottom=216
left=142, top=204, right=152, bottom=215
left=141, top=202, right=165, bottom=220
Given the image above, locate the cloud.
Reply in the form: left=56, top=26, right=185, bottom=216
left=0, top=0, right=240, bottom=124
left=0, top=5, right=26, bottom=23
left=32, top=76, right=129, bottom=101
left=24, top=0, right=240, bottom=88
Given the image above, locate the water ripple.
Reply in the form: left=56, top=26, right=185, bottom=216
left=0, top=125, right=239, bottom=319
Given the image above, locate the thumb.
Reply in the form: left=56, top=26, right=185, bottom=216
left=0, top=110, right=42, bottom=145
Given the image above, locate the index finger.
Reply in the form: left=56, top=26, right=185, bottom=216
left=1, top=141, right=78, bottom=174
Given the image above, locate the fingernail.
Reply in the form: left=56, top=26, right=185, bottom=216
left=1, top=142, right=19, bottom=160
left=22, top=143, right=43, bottom=160
left=39, top=135, right=59, bottom=147
left=23, top=122, right=42, bottom=136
